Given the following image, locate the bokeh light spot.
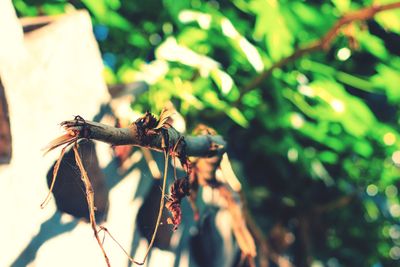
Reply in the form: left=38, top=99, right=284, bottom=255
left=337, top=47, right=351, bottom=61
left=390, top=204, right=400, bottom=217
left=288, top=148, right=298, bottom=162
left=385, top=185, right=398, bottom=198
left=391, top=151, right=400, bottom=165
left=149, top=33, right=162, bottom=45
left=290, top=113, right=304, bottom=129
left=298, top=84, right=315, bottom=97
left=330, top=99, right=345, bottom=113
left=296, top=73, right=309, bottom=85
left=366, top=184, right=378, bottom=196
left=389, top=225, right=400, bottom=239
left=383, top=132, right=396, bottom=146
left=389, top=246, right=400, bottom=260
left=162, top=23, right=173, bottom=34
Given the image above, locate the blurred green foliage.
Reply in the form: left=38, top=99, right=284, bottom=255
left=14, top=0, right=400, bottom=266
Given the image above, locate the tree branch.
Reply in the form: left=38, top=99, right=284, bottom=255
left=242, top=2, right=400, bottom=94
left=53, top=118, right=226, bottom=158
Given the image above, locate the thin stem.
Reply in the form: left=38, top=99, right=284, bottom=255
left=135, top=150, right=169, bottom=265
left=73, top=144, right=111, bottom=267
left=40, top=142, right=70, bottom=208
left=75, top=148, right=171, bottom=266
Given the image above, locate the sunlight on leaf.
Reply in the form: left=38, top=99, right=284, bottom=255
left=372, top=64, right=400, bottom=103
left=375, top=2, right=400, bottom=34
left=178, top=10, right=265, bottom=72
left=156, top=37, right=220, bottom=76
left=226, top=107, right=249, bottom=128
left=250, top=0, right=294, bottom=61
left=210, top=69, right=234, bottom=95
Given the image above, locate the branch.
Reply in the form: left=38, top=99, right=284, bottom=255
left=51, top=118, right=226, bottom=158
left=242, top=2, right=400, bottom=94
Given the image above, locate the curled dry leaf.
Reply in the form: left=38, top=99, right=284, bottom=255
left=166, top=178, right=190, bottom=230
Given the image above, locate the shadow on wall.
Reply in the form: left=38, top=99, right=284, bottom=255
left=10, top=211, right=78, bottom=267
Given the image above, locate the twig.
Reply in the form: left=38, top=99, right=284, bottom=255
left=242, top=2, right=400, bottom=94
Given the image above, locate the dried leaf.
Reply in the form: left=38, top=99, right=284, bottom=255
left=41, top=132, right=78, bottom=155
left=155, top=108, right=174, bottom=130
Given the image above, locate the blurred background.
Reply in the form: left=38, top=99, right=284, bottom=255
left=1, top=0, right=400, bottom=266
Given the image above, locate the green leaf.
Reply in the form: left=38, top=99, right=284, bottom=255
left=164, top=0, right=191, bottom=19
left=105, top=12, right=132, bottom=30
left=128, top=33, right=149, bottom=48
left=365, top=199, right=379, bottom=220
left=331, top=0, right=351, bottom=13
left=250, top=0, right=294, bottom=61
left=358, top=31, right=389, bottom=60
left=242, top=90, right=262, bottom=108
left=375, top=3, right=400, bottom=34
left=13, top=0, right=39, bottom=16
left=319, top=150, right=339, bottom=164
left=106, top=0, right=121, bottom=10
left=156, top=37, right=221, bottom=80
left=301, top=59, right=376, bottom=93
left=226, top=107, right=249, bottom=128
left=82, top=0, right=107, bottom=19
left=178, top=27, right=208, bottom=48
left=295, top=120, right=346, bottom=152
left=82, top=0, right=132, bottom=30
left=198, top=90, right=248, bottom=127
left=288, top=2, right=331, bottom=37
left=41, top=3, right=67, bottom=15
left=372, top=64, right=400, bottom=103
left=309, top=79, right=376, bottom=137
left=178, top=10, right=266, bottom=72
left=353, top=140, right=373, bottom=158
left=201, top=90, right=225, bottom=109
left=210, top=69, right=234, bottom=95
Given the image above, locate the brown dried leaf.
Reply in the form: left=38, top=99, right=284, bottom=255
left=154, top=108, right=174, bottom=130
left=41, top=132, right=78, bottom=155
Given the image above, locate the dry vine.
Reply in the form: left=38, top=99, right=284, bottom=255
left=41, top=109, right=255, bottom=266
